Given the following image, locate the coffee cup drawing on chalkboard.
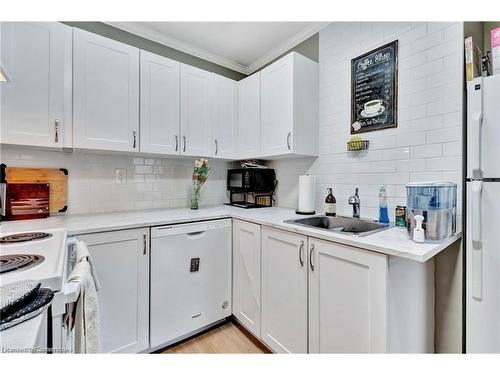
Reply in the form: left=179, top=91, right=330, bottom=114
left=361, top=99, right=385, bottom=118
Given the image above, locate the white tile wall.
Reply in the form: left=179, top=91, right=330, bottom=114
left=271, top=22, right=464, bottom=221
left=0, top=146, right=230, bottom=214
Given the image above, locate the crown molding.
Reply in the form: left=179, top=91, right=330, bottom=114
left=106, top=22, right=249, bottom=74
left=246, top=22, right=329, bottom=74
left=106, top=22, right=329, bottom=76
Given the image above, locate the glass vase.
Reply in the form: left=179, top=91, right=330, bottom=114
left=191, top=186, right=200, bottom=210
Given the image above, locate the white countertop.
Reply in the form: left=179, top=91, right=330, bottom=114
left=0, top=206, right=462, bottom=262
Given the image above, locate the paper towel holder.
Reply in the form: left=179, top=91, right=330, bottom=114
left=296, top=173, right=316, bottom=215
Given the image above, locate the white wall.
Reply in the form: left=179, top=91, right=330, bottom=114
left=271, top=22, right=464, bottom=222
left=0, top=146, right=230, bottom=215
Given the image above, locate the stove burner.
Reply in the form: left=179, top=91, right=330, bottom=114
left=0, top=254, right=45, bottom=274
left=0, top=232, right=52, bottom=244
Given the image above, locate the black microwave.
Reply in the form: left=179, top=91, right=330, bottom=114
left=227, top=168, right=276, bottom=193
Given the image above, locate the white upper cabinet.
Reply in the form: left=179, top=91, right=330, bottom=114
left=211, top=74, right=238, bottom=159
left=308, top=238, right=388, bottom=353
left=180, top=64, right=212, bottom=157
left=261, top=227, right=308, bottom=353
left=73, top=28, right=140, bottom=152
left=237, top=72, right=261, bottom=159
left=0, top=22, right=72, bottom=148
left=140, top=51, right=180, bottom=155
left=1, top=25, right=319, bottom=161
left=232, top=219, right=262, bottom=338
left=260, top=52, right=318, bottom=158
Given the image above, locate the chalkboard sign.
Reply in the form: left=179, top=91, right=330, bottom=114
left=351, top=40, right=398, bottom=134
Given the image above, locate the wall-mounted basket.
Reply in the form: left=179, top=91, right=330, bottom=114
left=347, top=140, right=369, bottom=152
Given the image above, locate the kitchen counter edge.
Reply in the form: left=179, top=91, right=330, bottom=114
left=0, top=206, right=462, bottom=263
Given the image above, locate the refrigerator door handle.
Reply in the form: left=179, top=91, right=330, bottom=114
left=471, top=180, right=483, bottom=246
left=471, top=180, right=483, bottom=299
left=471, top=112, right=483, bottom=178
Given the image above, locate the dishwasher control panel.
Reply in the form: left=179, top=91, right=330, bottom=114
left=190, top=258, right=200, bottom=272
left=151, top=218, right=232, bottom=237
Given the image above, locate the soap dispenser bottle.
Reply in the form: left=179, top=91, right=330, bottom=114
left=378, top=185, right=389, bottom=224
left=325, top=188, right=336, bottom=216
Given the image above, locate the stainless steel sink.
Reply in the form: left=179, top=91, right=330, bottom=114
left=284, top=215, right=393, bottom=237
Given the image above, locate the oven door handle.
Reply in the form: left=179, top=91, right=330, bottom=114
left=64, top=281, right=81, bottom=304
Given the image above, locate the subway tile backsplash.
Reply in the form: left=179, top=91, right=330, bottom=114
left=270, top=22, right=463, bottom=221
left=0, top=146, right=230, bottom=215
left=0, top=22, right=464, bottom=221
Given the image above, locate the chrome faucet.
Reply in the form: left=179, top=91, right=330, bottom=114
left=348, top=188, right=360, bottom=219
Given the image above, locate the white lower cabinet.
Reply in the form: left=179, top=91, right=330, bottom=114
left=232, top=219, right=262, bottom=338
left=308, top=238, right=388, bottom=353
left=261, top=227, right=308, bottom=353
left=75, top=228, right=149, bottom=353
left=250, top=225, right=434, bottom=353
left=72, top=221, right=433, bottom=354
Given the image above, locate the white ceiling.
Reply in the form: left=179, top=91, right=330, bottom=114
left=107, top=22, right=328, bottom=74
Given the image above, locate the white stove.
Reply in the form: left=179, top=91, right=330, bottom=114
left=0, top=228, right=68, bottom=291
left=0, top=227, right=74, bottom=353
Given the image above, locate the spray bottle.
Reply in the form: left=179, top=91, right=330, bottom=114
left=378, top=185, right=389, bottom=224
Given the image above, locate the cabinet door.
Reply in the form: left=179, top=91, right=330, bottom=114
left=73, top=28, right=139, bottom=152
left=0, top=22, right=72, bottom=148
left=260, top=54, right=294, bottom=156
left=309, top=238, right=388, bottom=353
left=238, top=73, right=261, bottom=159
left=211, top=74, right=238, bottom=159
left=140, top=51, right=180, bottom=155
left=261, top=226, right=307, bottom=353
left=180, top=64, right=212, bottom=157
left=232, top=219, right=261, bottom=338
left=75, top=228, right=149, bottom=353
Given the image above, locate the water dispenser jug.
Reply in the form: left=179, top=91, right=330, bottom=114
left=406, top=182, right=457, bottom=243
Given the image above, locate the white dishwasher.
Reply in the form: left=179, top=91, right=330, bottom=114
left=150, top=219, right=232, bottom=349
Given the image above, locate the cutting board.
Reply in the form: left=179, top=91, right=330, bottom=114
left=3, top=166, right=68, bottom=213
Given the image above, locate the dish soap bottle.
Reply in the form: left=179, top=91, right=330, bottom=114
left=325, top=188, right=336, bottom=216
left=378, top=186, right=390, bottom=224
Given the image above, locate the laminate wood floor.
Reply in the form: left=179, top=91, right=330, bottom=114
left=161, top=320, right=269, bottom=354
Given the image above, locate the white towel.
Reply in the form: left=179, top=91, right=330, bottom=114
left=64, top=240, right=100, bottom=353
left=74, top=240, right=101, bottom=291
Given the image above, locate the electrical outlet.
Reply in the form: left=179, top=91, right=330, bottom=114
left=115, top=169, right=127, bottom=184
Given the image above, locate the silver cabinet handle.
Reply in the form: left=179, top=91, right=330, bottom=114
left=299, top=240, right=304, bottom=267
left=183, top=136, right=187, bottom=152
left=175, top=135, right=179, bottom=152
left=309, top=243, right=315, bottom=271
left=214, top=139, right=218, bottom=155
left=54, top=119, right=60, bottom=143
left=133, top=129, right=137, bottom=149
left=286, top=131, right=291, bottom=150
left=143, top=233, right=147, bottom=255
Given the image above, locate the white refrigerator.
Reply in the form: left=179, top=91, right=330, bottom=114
left=466, top=75, right=500, bottom=352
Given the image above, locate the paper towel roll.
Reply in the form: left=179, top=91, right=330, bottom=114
left=297, top=174, right=316, bottom=214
